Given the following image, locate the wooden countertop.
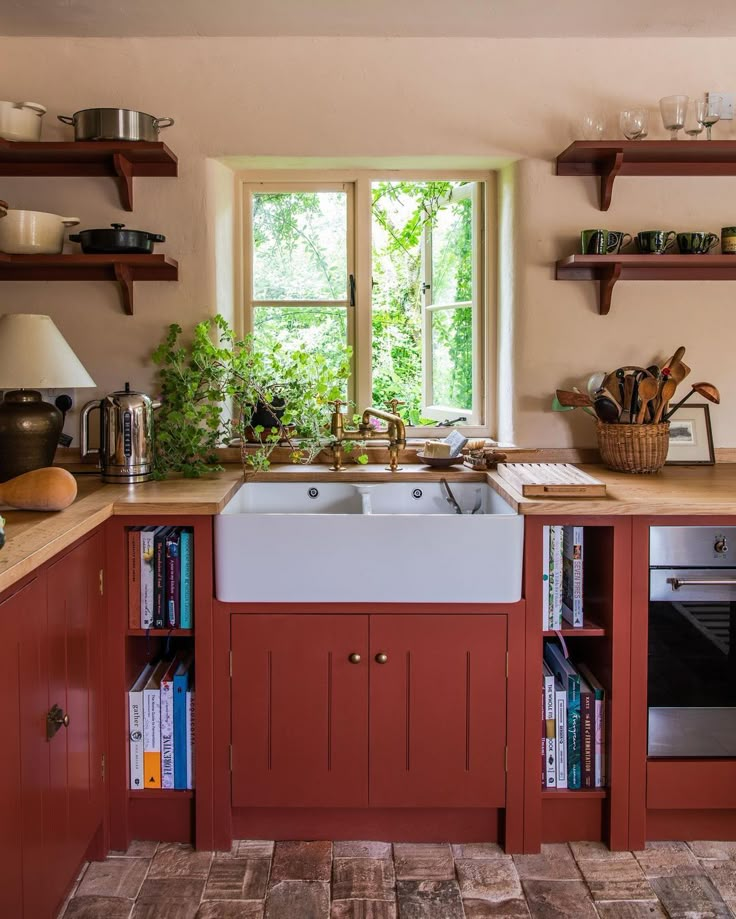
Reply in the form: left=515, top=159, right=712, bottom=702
left=2, top=462, right=736, bottom=597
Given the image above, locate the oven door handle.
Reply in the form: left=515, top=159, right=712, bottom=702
left=668, top=577, right=736, bottom=590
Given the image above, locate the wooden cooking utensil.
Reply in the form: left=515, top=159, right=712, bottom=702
left=555, top=389, right=593, bottom=407
left=663, top=382, right=721, bottom=421
left=0, top=467, right=77, bottom=511
left=653, top=378, right=677, bottom=423
left=636, top=376, right=660, bottom=423
left=661, top=345, right=686, bottom=374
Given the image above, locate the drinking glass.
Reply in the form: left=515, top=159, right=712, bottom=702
left=619, top=108, right=649, bottom=140
left=684, top=102, right=704, bottom=139
left=580, top=112, right=606, bottom=141
left=697, top=96, right=721, bottom=140
left=659, top=95, right=689, bottom=140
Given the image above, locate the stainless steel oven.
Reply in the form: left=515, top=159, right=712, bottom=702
left=649, top=525, right=736, bottom=757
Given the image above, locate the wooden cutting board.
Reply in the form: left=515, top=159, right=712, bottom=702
left=496, top=463, right=607, bottom=497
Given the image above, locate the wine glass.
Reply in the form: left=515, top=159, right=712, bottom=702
left=580, top=112, right=606, bottom=141
left=697, top=97, right=721, bottom=140
left=619, top=108, right=649, bottom=140
left=684, top=102, right=704, bottom=139
left=659, top=95, right=689, bottom=140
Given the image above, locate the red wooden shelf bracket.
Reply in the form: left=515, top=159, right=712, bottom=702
left=113, top=261, right=134, bottom=315
left=599, top=261, right=622, bottom=315
left=112, top=153, right=134, bottom=211
left=600, top=150, right=624, bottom=211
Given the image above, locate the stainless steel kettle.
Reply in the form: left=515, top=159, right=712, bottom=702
left=80, top=383, right=159, bottom=483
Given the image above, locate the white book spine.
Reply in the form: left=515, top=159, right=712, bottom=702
left=543, top=669, right=556, bottom=788
left=542, top=525, right=550, bottom=629
left=186, top=690, right=195, bottom=790
left=555, top=687, right=568, bottom=788
left=140, top=530, right=155, bottom=629
left=562, top=526, right=584, bottom=627
left=551, top=525, right=563, bottom=630
left=128, top=689, right=145, bottom=789
left=160, top=679, right=175, bottom=789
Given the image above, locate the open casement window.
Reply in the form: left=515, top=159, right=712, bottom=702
left=242, top=182, right=355, bottom=400
left=420, top=182, right=482, bottom=425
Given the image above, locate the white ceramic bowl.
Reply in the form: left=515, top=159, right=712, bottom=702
left=0, top=209, right=80, bottom=254
left=0, top=101, right=46, bottom=142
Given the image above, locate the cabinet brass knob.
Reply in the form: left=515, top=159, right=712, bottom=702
left=348, top=652, right=361, bottom=664
left=375, top=652, right=388, bottom=664
left=46, top=704, right=70, bottom=740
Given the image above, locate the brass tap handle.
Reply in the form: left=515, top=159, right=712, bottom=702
left=375, top=652, right=389, bottom=664
left=328, top=399, right=347, bottom=413
left=348, top=652, right=362, bottom=664
left=386, top=399, right=405, bottom=416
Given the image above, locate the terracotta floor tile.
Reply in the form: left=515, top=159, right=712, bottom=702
left=75, top=858, right=150, bottom=899
left=131, top=904, right=199, bottom=919
left=649, top=873, right=732, bottom=918
left=451, top=843, right=505, bottom=859
left=109, top=842, right=159, bottom=859
left=265, top=880, right=330, bottom=919
left=521, top=879, right=598, bottom=919
left=63, top=896, right=136, bottom=919
left=634, top=841, right=704, bottom=878
left=455, top=858, right=522, bottom=901
left=136, top=877, right=206, bottom=903
left=568, top=841, right=635, bottom=862
left=462, top=900, right=531, bottom=919
left=594, top=902, right=668, bottom=919
left=148, top=843, right=213, bottom=879
left=332, top=858, right=395, bottom=900
left=393, top=844, right=454, bottom=881
left=330, top=900, right=397, bottom=919
left=195, top=902, right=265, bottom=919
left=576, top=857, right=657, bottom=901
left=270, top=841, right=332, bottom=882
left=333, top=842, right=392, bottom=859
left=690, top=841, right=736, bottom=860
left=702, top=859, right=736, bottom=901
left=513, top=846, right=581, bottom=881
left=395, top=880, right=465, bottom=919
left=234, top=841, right=275, bottom=859
left=203, top=858, right=270, bottom=901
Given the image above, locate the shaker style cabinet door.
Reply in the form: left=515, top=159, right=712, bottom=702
left=369, top=614, right=508, bottom=807
left=231, top=614, right=369, bottom=807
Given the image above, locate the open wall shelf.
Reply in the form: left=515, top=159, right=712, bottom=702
left=556, top=140, right=736, bottom=210
left=0, top=139, right=178, bottom=210
left=556, top=254, right=736, bottom=315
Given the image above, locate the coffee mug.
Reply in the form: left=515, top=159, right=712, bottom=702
left=677, top=232, right=719, bottom=254
left=581, top=229, right=632, bottom=255
left=636, top=230, right=676, bottom=254
left=722, top=227, right=736, bottom=254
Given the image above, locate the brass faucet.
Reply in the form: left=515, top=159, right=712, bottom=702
left=328, top=399, right=407, bottom=472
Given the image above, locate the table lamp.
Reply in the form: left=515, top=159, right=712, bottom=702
left=0, top=313, right=95, bottom=482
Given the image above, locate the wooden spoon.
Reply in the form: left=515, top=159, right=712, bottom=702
left=0, top=467, right=77, bottom=511
left=636, top=376, right=660, bottom=424
left=653, top=379, right=677, bottom=423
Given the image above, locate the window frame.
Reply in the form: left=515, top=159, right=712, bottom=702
left=236, top=169, right=496, bottom=438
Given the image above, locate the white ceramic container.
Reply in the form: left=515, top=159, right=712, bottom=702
left=0, top=101, right=46, bottom=142
left=0, top=209, right=80, bottom=254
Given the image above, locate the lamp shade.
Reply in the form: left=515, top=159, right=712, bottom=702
left=0, top=313, right=95, bottom=389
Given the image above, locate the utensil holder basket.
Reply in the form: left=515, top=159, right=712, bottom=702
left=596, top=421, right=670, bottom=474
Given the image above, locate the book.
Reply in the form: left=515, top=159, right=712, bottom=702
left=165, top=528, right=181, bottom=629
left=550, top=525, right=564, bottom=630
left=173, top=654, right=193, bottom=790
left=179, top=529, right=193, bottom=629
left=542, top=662, right=556, bottom=788
left=140, top=526, right=158, bottom=629
left=544, top=641, right=581, bottom=789
left=562, top=526, right=584, bottom=627
left=554, top=677, right=568, bottom=789
left=153, top=527, right=173, bottom=629
left=578, top=663, right=606, bottom=788
left=143, top=659, right=169, bottom=788
left=127, top=527, right=142, bottom=629
left=160, top=657, right=179, bottom=790
left=542, top=525, right=550, bottom=629
left=128, top=662, right=153, bottom=790
left=186, top=688, right=195, bottom=790
left=579, top=673, right=595, bottom=789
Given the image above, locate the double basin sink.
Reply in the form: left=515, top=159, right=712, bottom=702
left=215, top=480, right=523, bottom=604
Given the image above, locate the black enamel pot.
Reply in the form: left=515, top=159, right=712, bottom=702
left=69, top=223, right=165, bottom=254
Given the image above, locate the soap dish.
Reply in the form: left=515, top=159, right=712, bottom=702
left=415, top=452, right=465, bottom=468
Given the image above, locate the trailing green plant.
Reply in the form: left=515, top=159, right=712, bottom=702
left=152, top=315, right=362, bottom=477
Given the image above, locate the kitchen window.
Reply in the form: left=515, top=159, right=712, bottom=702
left=240, top=173, right=491, bottom=433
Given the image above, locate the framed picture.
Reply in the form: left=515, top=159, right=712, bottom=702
left=666, top=403, right=715, bottom=465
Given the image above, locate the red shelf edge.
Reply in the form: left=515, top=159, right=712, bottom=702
left=541, top=788, right=608, bottom=800
left=128, top=789, right=194, bottom=800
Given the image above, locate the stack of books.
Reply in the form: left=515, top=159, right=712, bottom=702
left=542, top=641, right=605, bottom=790
left=128, top=526, right=194, bottom=629
left=128, top=655, right=195, bottom=790
left=542, top=525, right=584, bottom=630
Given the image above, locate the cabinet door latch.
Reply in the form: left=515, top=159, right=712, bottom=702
left=101, top=753, right=106, bottom=782
left=99, top=569, right=104, bottom=596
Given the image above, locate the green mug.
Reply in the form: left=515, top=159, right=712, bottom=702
left=636, top=230, right=676, bottom=254
left=677, top=232, right=719, bottom=255
left=581, top=229, right=632, bottom=255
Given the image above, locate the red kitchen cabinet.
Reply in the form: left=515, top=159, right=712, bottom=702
left=370, top=614, right=508, bottom=807
left=231, top=614, right=370, bottom=807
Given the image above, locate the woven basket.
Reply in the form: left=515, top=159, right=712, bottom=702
left=596, top=421, right=670, bottom=474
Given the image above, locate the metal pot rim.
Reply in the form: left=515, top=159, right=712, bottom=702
left=69, top=107, right=160, bottom=120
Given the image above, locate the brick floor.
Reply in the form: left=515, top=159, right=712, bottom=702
left=59, top=840, right=736, bottom=918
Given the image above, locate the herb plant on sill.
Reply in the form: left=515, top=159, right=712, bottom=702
left=152, top=314, right=363, bottom=478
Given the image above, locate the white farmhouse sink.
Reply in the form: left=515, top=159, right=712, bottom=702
left=215, top=480, right=524, bottom=604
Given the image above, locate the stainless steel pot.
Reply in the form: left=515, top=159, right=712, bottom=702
left=58, top=108, right=174, bottom=142
left=0, top=209, right=79, bottom=255
left=0, top=101, right=46, bottom=142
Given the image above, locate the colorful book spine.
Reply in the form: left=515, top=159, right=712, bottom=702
left=128, top=662, right=153, bottom=790
left=160, top=658, right=178, bottom=790
left=165, top=529, right=181, bottom=629
left=579, top=677, right=594, bottom=789
left=140, top=527, right=157, bottom=629
left=179, top=529, right=193, bottom=629
left=186, top=689, right=195, bottom=790
left=554, top=678, right=568, bottom=789
left=127, top=527, right=141, bottom=629
left=173, top=655, right=193, bottom=790
left=550, top=525, right=563, bottom=630
left=544, top=641, right=581, bottom=789
left=542, top=525, right=550, bottom=629
left=153, top=527, right=172, bottom=630
left=143, top=660, right=168, bottom=788
left=543, top=662, right=556, bottom=788
left=561, top=525, right=584, bottom=627
left=579, top=663, right=606, bottom=787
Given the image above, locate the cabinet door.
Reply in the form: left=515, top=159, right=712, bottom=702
left=46, top=532, right=105, bottom=903
left=232, top=614, right=369, bottom=807
left=370, top=614, right=507, bottom=807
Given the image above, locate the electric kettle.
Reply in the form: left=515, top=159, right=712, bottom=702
left=80, top=383, right=159, bottom=483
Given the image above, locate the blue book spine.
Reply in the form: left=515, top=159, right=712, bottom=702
left=180, top=530, right=193, bottom=629
left=173, top=666, right=190, bottom=789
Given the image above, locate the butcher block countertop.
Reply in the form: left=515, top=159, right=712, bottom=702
left=2, top=462, right=736, bottom=596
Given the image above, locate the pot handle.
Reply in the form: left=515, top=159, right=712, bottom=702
left=0, top=200, right=7, bottom=218
left=153, top=117, right=175, bottom=129
left=79, top=400, right=101, bottom=462
left=57, top=114, right=75, bottom=125
left=68, top=234, right=81, bottom=242
left=61, top=217, right=81, bottom=227
left=15, top=102, right=47, bottom=115
left=148, top=234, right=166, bottom=243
